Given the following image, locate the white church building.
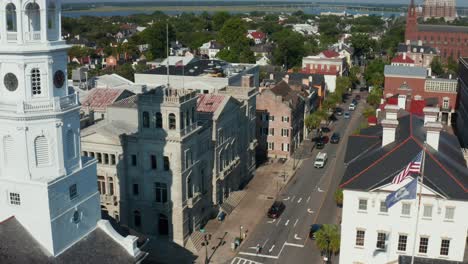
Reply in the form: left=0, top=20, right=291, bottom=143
left=0, top=0, right=146, bottom=262
left=339, top=106, right=468, bottom=264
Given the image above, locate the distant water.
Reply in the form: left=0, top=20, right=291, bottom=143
left=63, top=8, right=403, bottom=18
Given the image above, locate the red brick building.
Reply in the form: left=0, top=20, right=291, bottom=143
left=405, top=0, right=468, bottom=61
left=384, top=65, right=458, bottom=123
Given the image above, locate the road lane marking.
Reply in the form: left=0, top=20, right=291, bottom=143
left=297, top=197, right=302, bottom=203
left=268, top=244, right=275, bottom=253
left=276, top=218, right=282, bottom=226
left=239, top=252, right=279, bottom=259
left=283, top=196, right=290, bottom=201
left=267, top=219, right=276, bottom=224
left=293, top=219, right=299, bottom=227
left=262, top=239, right=269, bottom=248
left=248, top=246, right=257, bottom=250
left=307, top=208, right=314, bottom=214
left=285, top=242, right=305, bottom=248
left=291, top=195, right=296, bottom=202
left=284, top=219, right=290, bottom=226
left=306, top=196, right=311, bottom=203
left=317, top=187, right=325, bottom=192
left=294, top=234, right=302, bottom=240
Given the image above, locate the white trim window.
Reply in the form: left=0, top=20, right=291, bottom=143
left=376, top=232, right=386, bottom=250
left=419, top=237, right=429, bottom=254
left=355, top=230, right=365, bottom=247
left=281, top=143, right=289, bottom=152
left=440, top=239, right=450, bottom=256
left=358, top=199, right=367, bottom=211
left=379, top=201, right=388, bottom=213
left=401, top=203, right=411, bottom=216
left=423, top=204, right=433, bottom=218
left=267, top=142, right=274, bottom=150
left=282, top=116, right=290, bottom=123
left=9, top=192, right=21, bottom=205
left=445, top=207, right=455, bottom=220
left=397, top=234, right=408, bottom=252
left=281, top=128, right=290, bottom=137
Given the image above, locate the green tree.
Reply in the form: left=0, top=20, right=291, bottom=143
left=335, top=76, right=351, bottom=98
left=446, top=57, right=459, bottom=75
left=271, top=29, right=306, bottom=68
left=140, top=21, right=176, bottom=59
left=212, top=12, right=231, bottom=31
left=349, top=66, right=361, bottom=86
left=364, top=59, right=386, bottom=85
left=305, top=112, right=322, bottom=131
left=367, top=87, right=383, bottom=106
left=315, top=224, right=341, bottom=258
left=363, top=107, right=376, bottom=118
left=218, top=18, right=247, bottom=46
left=430, top=57, right=444, bottom=76
left=334, top=189, right=343, bottom=207
left=350, top=33, right=375, bottom=58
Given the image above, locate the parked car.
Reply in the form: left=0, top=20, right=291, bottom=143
left=217, top=211, right=226, bottom=221
left=330, top=133, right=340, bottom=144
left=316, top=141, right=325, bottom=149
left=355, top=94, right=361, bottom=101
left=348, top=103, right=356, bottom=111
left=309, top=224, right=323, bottom=239
left=267, top=201, right=285, bottom=219
left=320, top=136, right=329, bottom=144
left=321, top=127, right=331, bottom=133
left=352, top=99, right=358, bottom=105
left=314, top=152, right=328, bottom=168
left=335, top=107, right=343, bottom=116
left=344, top=112, right=351, bottom=119
left=360, top=86, right=367, bottom=92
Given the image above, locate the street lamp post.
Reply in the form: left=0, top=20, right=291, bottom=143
left=240, top=225, right=243, bottom=241
left=201, top=234, right=209, bottom=264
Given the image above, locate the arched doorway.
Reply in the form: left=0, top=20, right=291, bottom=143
left=158, top=214, right=169, bottom=236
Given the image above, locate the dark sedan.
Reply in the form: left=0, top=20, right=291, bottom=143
left=309, top=224, right=323, bottom=240
left=267, top=201, right=285, bottom=219
left=330, top=133, right=340, bottom=144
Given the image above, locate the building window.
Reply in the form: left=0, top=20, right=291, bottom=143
left=31, top=68, right=42, bottom=96
left=108, top=178, right=114, bottom=196
left=358, top=199, right=367, bottom=211
left=168, top=113, right=176, bottom=130
left=6, top=4, right=17, bottom=32
left=34, top=136, right=49, bottom=166
left=379, top=201, right=388, bottom=213
left=133, top=184, right=139, bottom=195
left=110, top=154, right=116, bottom=165
left=401, top=203, right=411, bottom=216
left=155, top=182, right=168, bottom=203
left=268, top=128, right=274, bottom=136
left=163, top=156, right=170, bottom=171
left=423, top=205, right=432, bottom=218
left=397, top=235, right=408, bottom=252
left=67, top=130, right=75, bottom=159
left=103, top=153, right=109, bottom=164
left=440, top=239, right=450, bottom=256
left=156, top=112, right=163, bottom=128
left=69, top=184, right=78, bottom=200
left=443, top=98, right=449, bottom=109
left=151, top=155, right=157, bottom=170
left=282, top=116, right=290, bottom=123
left=185, top=150, right=192, bottom=169
left=97, top=153, right=102, bottom=163
left=97, top=176, right=106, bottom=194
left=72, top=211, right=81, bottom=224
left=355, top=230, right=365, bottom=246
left=419, top=237, right=429, bottom=254
left=142, top=111, right=150, bottom=128
left=376, top=232, right=386, bottom=250
left=445, top=207, right=455, bottom=220
left=269, top=115, right=275, bottom=121
left=131, top=154, right=137, bottom=166
left=281, top=143, right=289, bottom=152
left=134, top=211, right=141, bottom=227
left=267, top=142, right=274, bottom=150
left=9, top=192, right=20, bottom=205
left=281, top=128, right=289, bottom=137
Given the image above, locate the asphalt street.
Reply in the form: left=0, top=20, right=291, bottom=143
left=232, top=91, right=368, bottom=264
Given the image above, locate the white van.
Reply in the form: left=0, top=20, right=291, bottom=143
left=314, top=152, right=328, bottom=168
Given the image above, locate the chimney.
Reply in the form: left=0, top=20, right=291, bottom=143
left=241, top=74, right=254, bottom=88
left=423, top=107, right=439, bottom=123
left=269, top=73, right=274, bottom=80
left=406, top=39, right=410, bottom=45
left=284, top=74, right=289, bottom=84
left=381, top=105, right=399, bottom=147
left=418, top=40, right=422, bottom=46
left=308, top=75, right=313, bottom=84
left=427, top=67, right=432, bottom=77
left=449, top=74, right=452, bottom=79
left=403, top=52, right=407, bottom=60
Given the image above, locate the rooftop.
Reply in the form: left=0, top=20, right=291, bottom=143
left=81, top=88, right=135, bottom=111
left=266, top=80, right=304, bottom=109
left=397, top=43, right=438, bottom=54
left=418, top=24, right=468, bottom=33
left=340, top=113, right=468, bottom=200
left=110, top=95, right=138, bottom=109
left=391, top=54, right=415, bottom=64
left=196, top=94, right=226, bottom=113
left=384, top=65, right=427, bottom=78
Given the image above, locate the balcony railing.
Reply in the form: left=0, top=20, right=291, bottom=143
left=0, top=93, right=79, bottom=114
left=24, top=31, right=41, bottom=41
left=7, top=32, right=17, bottom=41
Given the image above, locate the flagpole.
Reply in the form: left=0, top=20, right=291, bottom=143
left=166, top=23, right=170, bottom=87
left=410, top=144, right=427, bottom=264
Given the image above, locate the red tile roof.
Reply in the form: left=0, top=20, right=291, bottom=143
left=249, top=31, right=266, bottom=39
left=391, top=54, right=415, bottom=64
left=197, top=94, right=225, bottom=113
left=82, top=88, right=129, bottom=111
left=409, top=99, right=425, bottom=116
left=321, top=50, right=340, bottom=58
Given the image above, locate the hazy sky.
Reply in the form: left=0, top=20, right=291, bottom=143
left=62, top=0, right=468, bottom=7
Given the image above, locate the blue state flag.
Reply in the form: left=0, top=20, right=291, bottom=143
left=385, top=177, right=418, bottom=209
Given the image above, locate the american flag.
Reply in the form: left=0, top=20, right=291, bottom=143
left=391, top=151, right=423, bottom=184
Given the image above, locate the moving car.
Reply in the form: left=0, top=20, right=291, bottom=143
left=348, top=103, right=356, bottom=111
left=320, top=135, right=329, bottom=144
left=267, top=201, right=285, bottom=219
left=314, top=152, right=328, bottom=168
left=344, top=112, right=350, bottom=119
left=316, top=141, right=325, bottom=149
left=309, top=224, right=323, bottom=240
left=334, top=107, right=343, bottom=116
left=330, top=133, right=340, bottom=144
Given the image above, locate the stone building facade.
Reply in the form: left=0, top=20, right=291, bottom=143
left=423, top=0, right=457, bottom=22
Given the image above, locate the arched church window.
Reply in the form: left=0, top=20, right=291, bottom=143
left=31, top=68, right=42, bottom=96
left=142, top=111, right=149, bottom=128
left=155, top=112, right=163, bottom=128
left=168, top=113, right=176, bottom=130
left=67, top=130, right=75, bottom=159
left=34, top=136, right=49, bottom=166
left=48, top=1, right=56, bottom=29
left=6, top=4, right=17, bottom=32
left=25, top=2, right=41, bottom=32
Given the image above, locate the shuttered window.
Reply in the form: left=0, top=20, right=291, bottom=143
left=67, top=130, right=75, bottom=159
left=35, top=136, right=49, bottom=166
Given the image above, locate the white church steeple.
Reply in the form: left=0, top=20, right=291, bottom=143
left=0, top=0, right=101, bottom=256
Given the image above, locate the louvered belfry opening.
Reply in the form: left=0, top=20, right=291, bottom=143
left=35, top=136, right=49, bottom=166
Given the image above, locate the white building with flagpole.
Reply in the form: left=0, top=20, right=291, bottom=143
left=338, top=106, right=468, bottom=264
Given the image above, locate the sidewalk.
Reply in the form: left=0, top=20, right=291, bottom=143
left=195, top=140, right=312, bottom=264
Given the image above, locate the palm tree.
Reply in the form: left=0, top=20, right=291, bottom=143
left=315, top=224, right=341, bottom=262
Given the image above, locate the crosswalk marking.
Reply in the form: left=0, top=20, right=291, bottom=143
left=231, top=257, right=264, bottom=264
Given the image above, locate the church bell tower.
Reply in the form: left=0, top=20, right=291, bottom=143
left=0, top=0, right=101, bottom=256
